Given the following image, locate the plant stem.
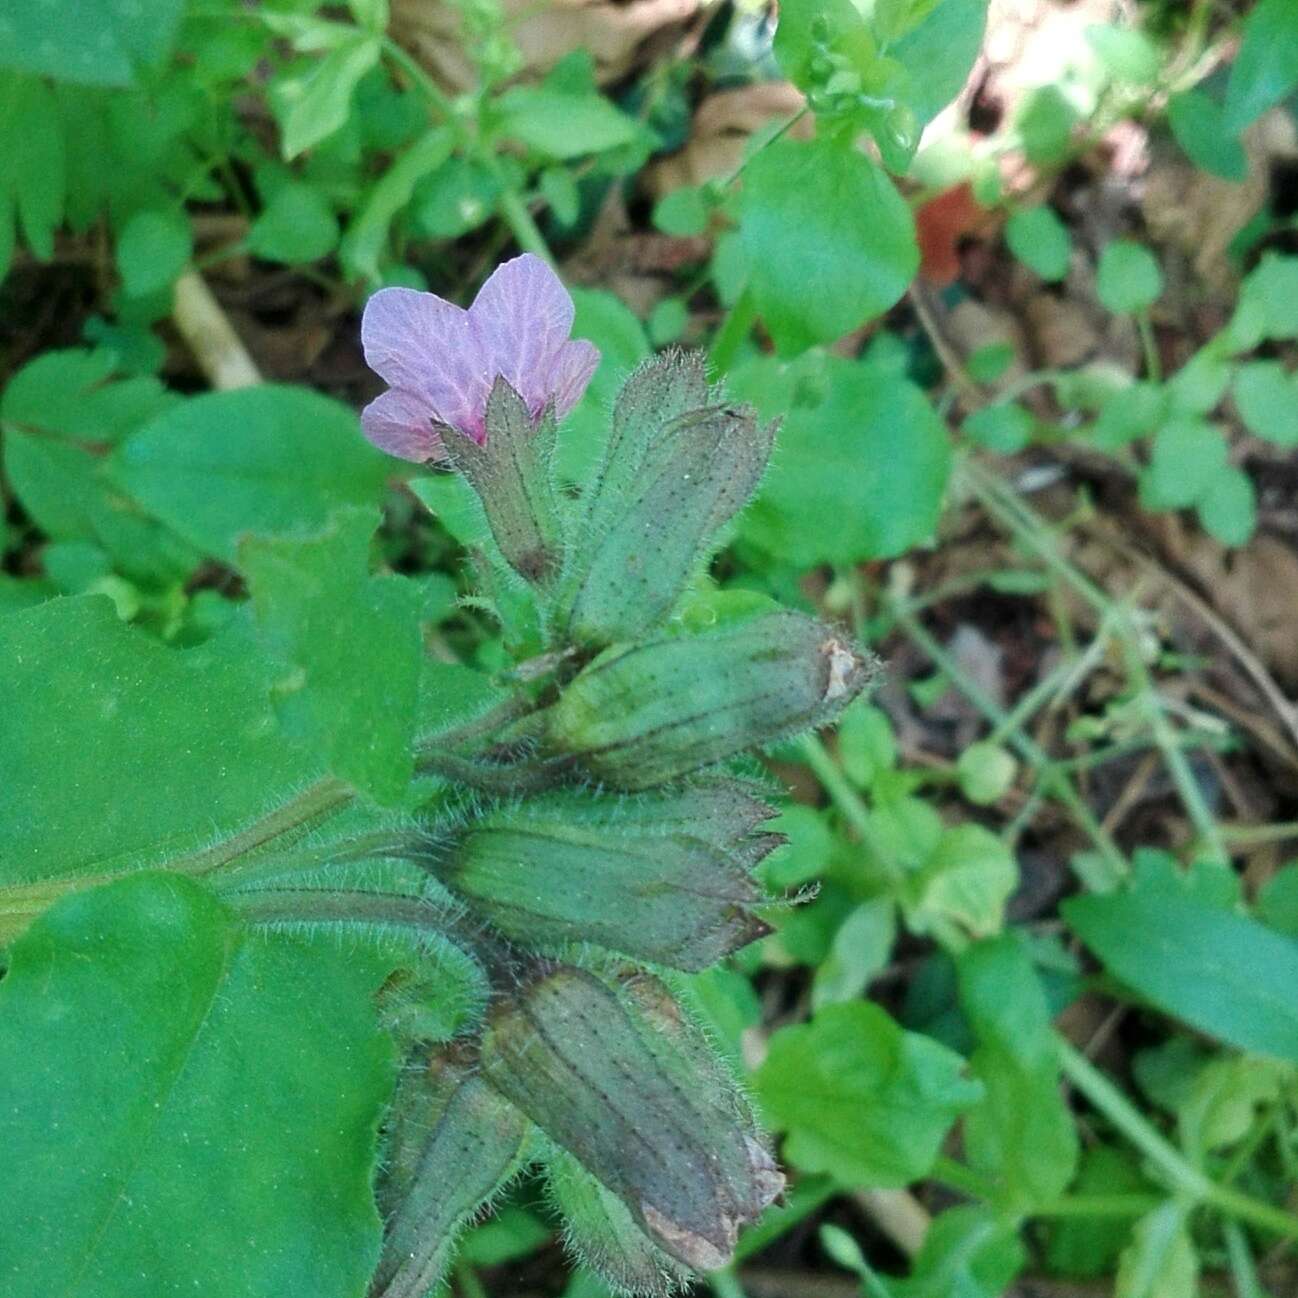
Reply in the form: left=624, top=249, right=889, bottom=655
left=884, top=591, right=1127, bottom=877
left=798, top=734, right=904, bottom=887
left=1137, top=311, right=1162, bottom=382
left=960, top=460, right=1228, bottom=864
left=170, top=777, right=355, bottom=877
left=382, top=38, right=552, bottom=263
left=1034, top=1193, right=1163, bottom=1219
left=1057, top=1038, right=1298, bottom=1240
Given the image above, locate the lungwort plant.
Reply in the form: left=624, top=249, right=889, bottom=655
left=0, top=255, right=875, bottom=1298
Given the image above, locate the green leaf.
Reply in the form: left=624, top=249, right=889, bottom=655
left=1223, top=0, right=1298, bottom=133
left=1016, top=86, right=1079, bottom=165
left=539, top=166, right=580, bottom=227
left=1045, top=1146, right=1147, bottom=1277
left=908, top=823, right=1018, bottom=940
left=0, top=0, right=183, bottom=87
left=413, top=156, right=502, bottom=239
left=0, top=597, right=314, bottom=884
left=737, top=356, right=951, bottom=564
left=838, top=700, right=898, bottom=789
left=117, top=208, right=192, bottom=298
left=555, top=287, right=651, bottom=485
left=0, top=75, right=65, bottom=270
left=1065, top=885, right=1298, bottom=1062
left=741, top=136, right=917, bottom=355
left=1005, top=205, right=1071, bottom=281
left=654, top=186, right=710, bottom=237
left=1084, top=24, right=1161, bottom=85
left=1233, top=361, right=1298, bottom=446
left=761, top=804, right=836, bottom=892
left=647, top=297, right=688, bottom=346
left=1096, top=240, right=1162, bottom=314
left=1, top=349, right=195, bottom=582
left=1167, top=90, right=1247, bottom=183
left=496, top=86, right=641, bottom=160
left=0, top=873, right=394, bottom=1297
left=958, top=935, right=1078, bottom=1208
left=755, top=1001, right=982, bottom=1187
left=1235, top=254, right=1298, bottom=343
left=1258, top=864, right=1298, bottom=938
left=248, top=182, right=340, bottom=263
left=110, top=385, right=394, bottom=563
left=1114, top=1203, right=1198, bottom=1298
left=889, top=0, right=989, bottom=128
left=963, top=403, right=1034, bottom=454
left=340, top=127, right=455, bottom=282
left=1139, top=418, right=1227, bottom=511
left=241, top=507, right=423, bottom=806
left=1196, top=467, right=1256, bottom=547
left=956, top=741, right=1018, bottom=805
left=276, top=35, right=382, bottom=159
left=812, top=898, right=897, bottom=1009
left=892, top=1206, right=1025, bottom=1298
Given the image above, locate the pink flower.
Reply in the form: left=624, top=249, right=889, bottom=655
left=360, top=253, right=601, bottom=462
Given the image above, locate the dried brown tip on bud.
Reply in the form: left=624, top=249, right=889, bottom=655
left=640, top=1204, right=735, bottom=1273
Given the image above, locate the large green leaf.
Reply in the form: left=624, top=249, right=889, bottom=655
left=890, top=0, right=988, bottom=127
left=110, top=386, right=395, bottom=563
left=755, top=1001, right=981, bottom=1187
left=740, top=137, right=917, bottom=356
left=0, top=0, right=184, bottom=87
left=1065, top=886, right=1298, bottom=1063
left=0, top=872, right=394, bottom=1297
left=1223, top=0, right=1298, bottom=132
left=241, top=507, right=424, bottom=806
left=0, top=596, right=312, bottom=884
left=957, top=935, right=1078, bottom=1208
left=734, top=356, right=951, bottom=564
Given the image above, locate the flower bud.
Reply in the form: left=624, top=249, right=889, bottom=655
left=544, top=1148, right=689, bottom=1297
left=434, top=790, right=776, bottom=971
left=548, top=611, right=877, bottom=790
left=480, top=966, right=781, bottom=1273
left=556, top=351, right=777, bottom=645
left=373, top=1047, right=530, bottom=1298
left=441, top=377, right=563, bottom=585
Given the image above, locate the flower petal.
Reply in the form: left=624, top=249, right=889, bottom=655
left=549, top=339, right=601, bottom=418
left=469, top=254, right=576, bottom=415
left=361, top=286, right=489, bottom=437
left=360, top=388, right=445, bottom=463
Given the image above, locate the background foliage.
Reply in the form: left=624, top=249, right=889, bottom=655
left=3, top=0, right=1298, bottom=1296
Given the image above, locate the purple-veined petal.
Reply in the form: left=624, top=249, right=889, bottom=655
left=469, top=254, right=576, bottom=415
left=361, top=286, right=490, bottom=438
left=549, top=339, right=601, bottom=418
left=360, top=387, right=446, bottom=463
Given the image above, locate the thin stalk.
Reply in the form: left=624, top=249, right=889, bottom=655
left=1058, top=1039, right=1298, bottom=1240
left=381, top=38, right=552, bottom=263
left=798, top=734, right=904, bottom=886
left=168, top=776, right=355, bottom=877
left=1034, top=1193, right=1164, bottom=1219
left=1137, top=311, right=1162, bottom=382
left=962, top=461, right=1228, bottom=863
left=1224, top=1220, right=1269, bottom=1298
left=885, top=593, right=1127, bottom=876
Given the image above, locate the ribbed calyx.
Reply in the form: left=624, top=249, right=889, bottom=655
left=262, top=347, right=879, bottom=1297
